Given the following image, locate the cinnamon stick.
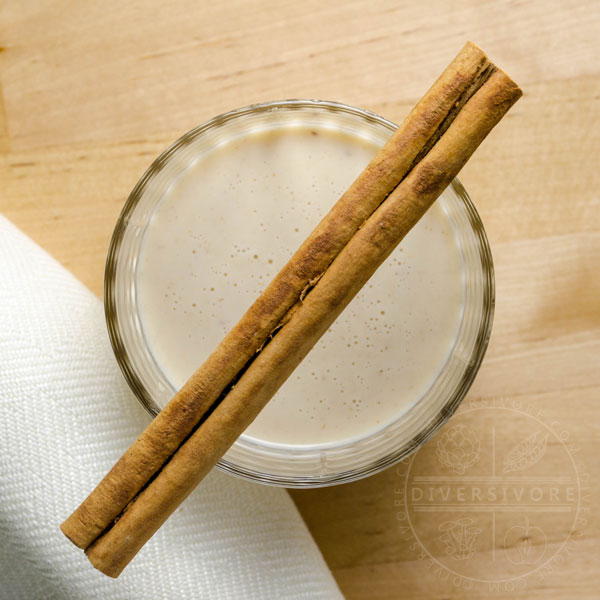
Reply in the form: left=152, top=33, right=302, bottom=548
left=61, top=41, right=491, bottom=550
left=62, top=43, right=521, bottom=576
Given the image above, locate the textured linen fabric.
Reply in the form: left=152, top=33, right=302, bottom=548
left=0, top=215, right=342, bottom=600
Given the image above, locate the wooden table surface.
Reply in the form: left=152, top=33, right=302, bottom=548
left=2, top=1, right=599, bottom=598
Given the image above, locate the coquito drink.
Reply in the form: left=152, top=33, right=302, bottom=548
left=136, top=124, right=464, bottom=446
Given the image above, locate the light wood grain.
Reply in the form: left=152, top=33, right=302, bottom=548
left=1, top=1, right=599, bottom=597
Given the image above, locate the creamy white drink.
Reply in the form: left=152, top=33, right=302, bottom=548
left=136, top=124, right=465, bottom=446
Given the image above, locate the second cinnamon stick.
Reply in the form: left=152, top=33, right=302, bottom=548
left=84, top=64, right=521, bottom=577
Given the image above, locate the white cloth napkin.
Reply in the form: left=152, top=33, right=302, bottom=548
left=0, top=215, right=342, bottom=600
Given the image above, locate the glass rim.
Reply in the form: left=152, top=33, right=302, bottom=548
left=104, top=99, right=495, bottom=488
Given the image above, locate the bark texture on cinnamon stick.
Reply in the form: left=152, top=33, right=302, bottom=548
left=61, top=42, right=521, bottom=577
